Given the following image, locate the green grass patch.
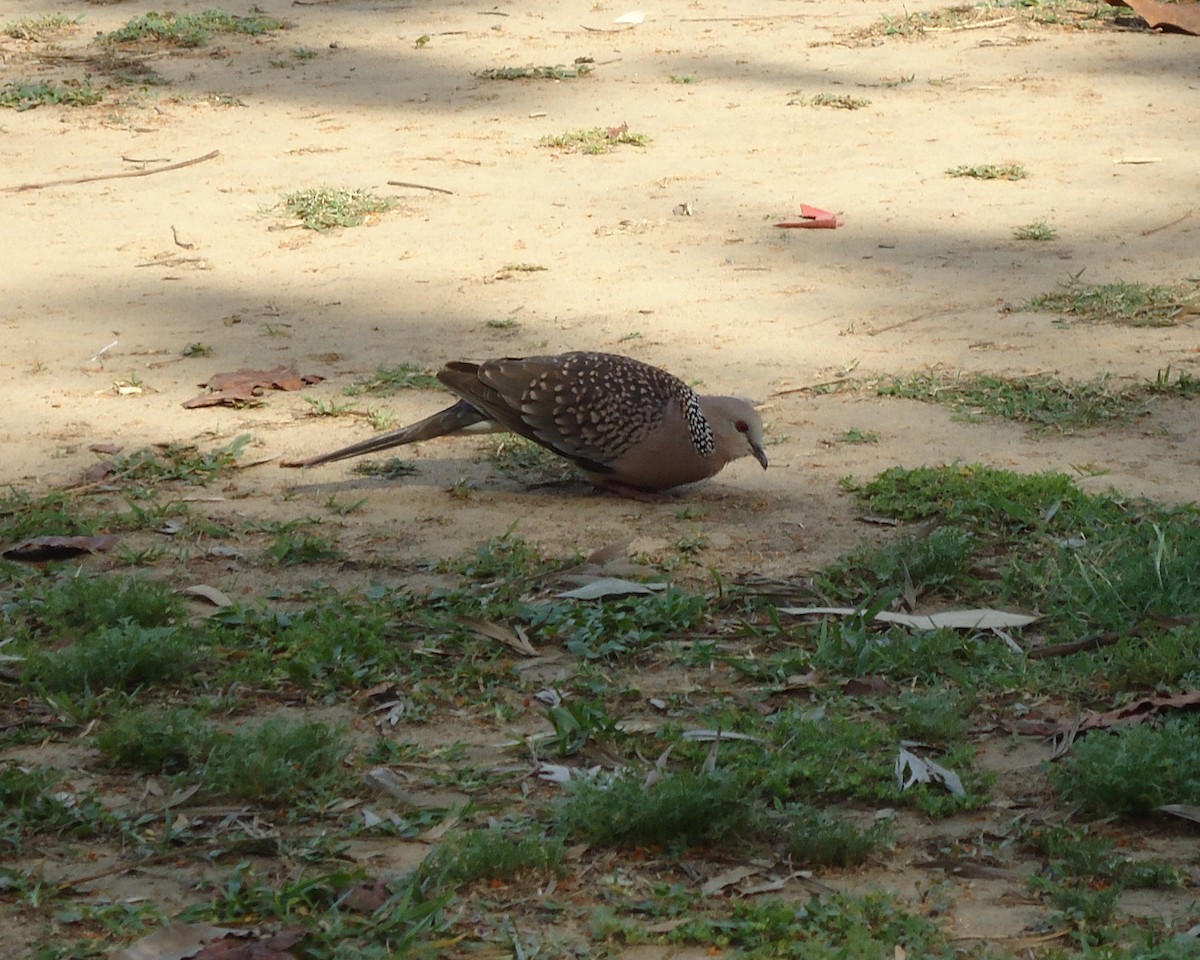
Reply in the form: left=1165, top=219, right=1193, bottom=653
left=946, top=162, right=1028, bottom=180
left=104, top=9, right=284, bottom=47
left=1024, top=274, right=1198, bottom=326
left=475, top=64, right=592, bottom=80
left=0, top=79, right=102, bottom=110
left=668, top=892, right=955, bottom=958
left=98, top=708, right=351, bottom=804
left=801, top=93, right=871, bottom=109
left=420, top=825, right=565, bottom=888
left=26, top=623, right=199, bottom=698
left=786, top=806, right=889, bottom=867
left=557, top=769, right=760, bottom=851
left=278, top=187, right=395, bottom=231
left=1014, top=219, right=1058, bottom=240
left=1052, top=717, right=1200, bottom=818
left=878, top=371, right=1146, bottom=431
left=343, top=362, right=440, bottom=396
left=13, top=573, right=185, bottom=641
left=486, top=434, right=573, bottom=485
left=0, top=764, right=114, bottom=854
left=539, top=126, right=651, bottom=154
left=4, top=13, right=80, bottom=40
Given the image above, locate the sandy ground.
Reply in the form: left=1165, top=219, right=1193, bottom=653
left=2, top=1, right=1200, bottom=952
left=2, top=0, right=1198, bottom=575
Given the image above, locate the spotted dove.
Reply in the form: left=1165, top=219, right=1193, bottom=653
left=288, top=352, right=768, bottom=496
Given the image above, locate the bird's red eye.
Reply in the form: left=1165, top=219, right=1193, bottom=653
left=735, top=420, right=749, bottom=433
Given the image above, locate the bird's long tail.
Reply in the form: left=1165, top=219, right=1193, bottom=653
left=281, top=400, right=491, bottom=467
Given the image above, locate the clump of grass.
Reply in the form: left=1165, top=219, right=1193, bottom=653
left=0, top=79, right=103, bottom=110
left=668, top=73, right=698, bottom=84
left=1014, top=220, right=1058, bottom=240
left=351, top=458, right=420, bottom=479
left=670, top=892, right=953, bottom=957
left=538, top=125, right=650, bottom=155
left=946, top=163, right=1028, bottom=180
left=96, top=706, right=211, bottom=773
left=25, top=623, right=199, bottom=696
left=0, top=764, right=113, bottom=854
left=421, top=826, right=565, bottom=888
left=4, top=13, right=80, bottom=40
left=528, top=588, right=709, bottom=660
left=487, top=434, right=573, bottom=484
left=1024, top=274, right=1197, bottom=326
left=475, top=64, right=592, bottom=80
left=343, top=362, right=440, bottom=396
left=265, top=523, right=340, bottom=566
left=878, top=372, right=1145, bottom=431
left=203, top=719, right=352, bottom=804
left=102, top=434, right=251, bottom=486
left=1052, top=717, right=1200, bottom=818
left=556, top=769, right=760, bottom=851
left=499, top=262, right=547, bottom=273
left=849, top=463, right=1103, bottom=532
left=816, top=526, right=978, bottom=603
left=803, top=93, right=871, bottom=109
left=104, top=9, right=283, bottom=47
left=303, top=396, right=358, bottom=418
left=17, top=574, right=185, bottom=640
left=786, top=806, right=889, bottom=867
left=279, top=187, right=395, bottom=231
left=98, top=709, right=352, bottom=804
left=1030, top=825, right=1186, bottom=890
left=840, top=428, right=879, bottom=444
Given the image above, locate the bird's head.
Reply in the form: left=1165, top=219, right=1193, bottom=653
left=702, top=396, right=768, bottom=470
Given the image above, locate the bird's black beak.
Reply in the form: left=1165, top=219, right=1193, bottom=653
left=751, top=441, right=768, bottom=470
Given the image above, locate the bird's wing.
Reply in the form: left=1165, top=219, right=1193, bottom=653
left=442, top=353, right=692, bottom=475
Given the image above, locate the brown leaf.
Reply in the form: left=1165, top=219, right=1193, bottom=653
left=339, top=877, right=391, bottom=913
left=1078, top=689, right=1200, bottom=732
left=842, top=675, right=898, bottom=697
left=75, top=460, right=119, bottom=485
left=4, top=534, right=121, bottom=562
left=194, top=928, right=304, bottom=960
left=1105, top=0, right=1200, bottom=34
left=185, top=367, right=324, bottom=409
left=111, top=921, right=237, bottom=960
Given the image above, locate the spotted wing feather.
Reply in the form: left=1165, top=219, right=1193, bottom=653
left=439, top=352, right=709, bottom=475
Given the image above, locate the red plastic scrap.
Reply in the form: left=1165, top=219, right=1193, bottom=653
left=775, top=204, right=843, bottom=229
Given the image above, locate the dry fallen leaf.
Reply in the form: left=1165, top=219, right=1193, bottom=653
left=557, top=577, right=668, bottom=600
left=184, top=367, right=323, bottom=408
left=180, top=584, right=234, bottom=608
left=779, top=606, right=1039, bottom=631
left=3, top=534, right=121, bottom=562
left=111, top=921, right=238, bottom=960
left=1104, top=0, right=1200, bottom=34
left=458, top=616, right=539, bottom=656
left=896, top=747, right=965, bottom=797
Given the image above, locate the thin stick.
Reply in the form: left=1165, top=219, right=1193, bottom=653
left=1141, top=208, right=1195, bottom=237
left=1, top=149, right=219, bottom=194
left=925, top=15, right=1015, bottom=30
left=386, top=180, right=454, bottom=195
